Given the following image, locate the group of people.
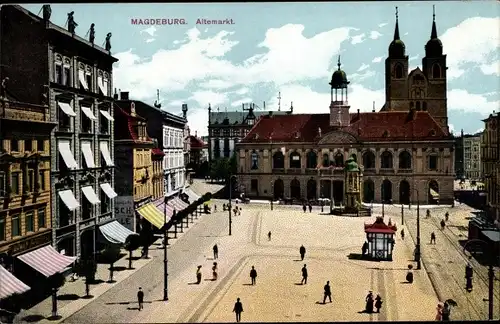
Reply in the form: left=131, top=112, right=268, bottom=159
left=302, top=202, right=313, bottom=213
left=364, top=291, right=383, bottom=313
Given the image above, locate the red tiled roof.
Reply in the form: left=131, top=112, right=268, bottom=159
left=189, top=135, right=205, bottom=149
left=240, top=111, right=449, bottom=143
left=152, top=148, right=165, bottom=156
left=114, top=103, right=153, bottom=144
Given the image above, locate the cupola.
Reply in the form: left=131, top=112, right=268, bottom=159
left=388, top=7, right=406, bottom=58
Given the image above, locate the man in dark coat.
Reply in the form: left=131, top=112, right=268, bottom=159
left=323, top=281, right=332, bottom=303
left=213, top=244, right=218, bottom=259
left=302, top=204, right=307, bottom=213
left=301, top=264, right=308, bottom=284
left=308, top=203, right=312, bottom=213
left=233, top=298, right=243, bottom=322
left=300, top=245, right=306, bottom=261
left=250, top=266, right=257, bottom=285
left=137, top=287, right=144, bottom=311
left=362, top=241, right=369, bottom=256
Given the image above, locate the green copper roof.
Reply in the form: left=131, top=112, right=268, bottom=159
left=344, top=157, right=360, bottom=172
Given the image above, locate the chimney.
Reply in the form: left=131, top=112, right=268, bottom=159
left=195, top=130, right=197, bottom=137
left=372, top=101, right=375, bottom=113
left=120, top=91, right=129, bottom=100
left=263, top=101, right=266, bottom=109
left=182, top=103, right=188, bottom=118
left=357, top=109, right=360, bottom=118
left=113, top=88, right=118, bottom=100
left=242, top=103, right=244, bottom=111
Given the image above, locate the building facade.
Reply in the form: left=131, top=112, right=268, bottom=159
left=1, top=5, right=118, bottom=259
left=481, top=112, right=499, bottom=224
left=454, top=131, right=465, bottom=180
left=463, top=133, right=482, bottom=180
left=188, top=131, right=208, bottom=169
left=114, top=100, right=156, bottom=233
left=0, top=98, right=55, bottom=270
left=163, top=110, right=188, bottom=197
left=236, top=10, right=455, bottom=205
left=207, top=103, right=292, bottom=163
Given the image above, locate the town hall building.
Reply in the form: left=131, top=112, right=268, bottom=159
left=236, top=8, right=455, bottom=205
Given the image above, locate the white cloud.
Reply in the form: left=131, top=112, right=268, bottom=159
left=378, top=23, right=388, bottom=28
left=140, top=26, right=157, bottom=37
left=350, top=70, right=376, bottom=82
left=265, top=84, right=384, bottom=115
left=440, top=17, right=500, bottom=79
left=448, top=89, right=500, bottom=115
left=357, top=63, right=369, bottom=72
left=448, top=124, right=455, bottom=134
left=372, top=56, right=383, bottom=63
left=475, top=128, right=484, bottom=134
left=351, top=33, right=366, bottom=45
left=186, top=108, right=209, bottom=137
left=189, top=90, right=228, bottom=109
left=409, top=54, right=419, bottom=61
left=479, top=61, right=499, bottom=76
left=145, top=38, right=155, bottom=43
left=231, top=98, right=253, bottom=107
left=200, top=79, right=234, bottom=89
left=403, top=32, right=408, bottom=36
left=369, top=31, right=383, bottom=40
left=235, top=88, right=250, bottom=95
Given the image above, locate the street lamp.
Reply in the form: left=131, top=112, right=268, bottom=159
left=413, top=188, right=421, bottom=270
left=163, top=196, right=169, bottom=301
left=463, top=239, right=496, bottom=320
left=228, top=174, right=237, bottom=236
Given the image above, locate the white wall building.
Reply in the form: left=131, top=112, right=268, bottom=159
left=162, top=111, right=188, bottom=197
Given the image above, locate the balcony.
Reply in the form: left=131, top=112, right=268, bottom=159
left=363, top=168, right=376, bottom=175
left=0, top=100, right=50, bottom=122
left=398, top=168, right=412, bottom=174
left=379, top=168, right=395, bottom=175
left=319, top=167, right=344, bottom=176
left=305, top=168, right=317, bottom=175
left=286, top=168, right=302, bottom=175
left=272, top=168, right=285, bottom=174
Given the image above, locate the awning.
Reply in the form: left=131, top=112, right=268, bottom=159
left=58, top=141, right=78, bottom=169
left=100, top=141, right=114, bottom=166
left=100, top=183, right=117, bottom=199
left=103, top=79, right=109, bottom=96
left=82, top=186, right=100, bottom=205
left=100, top=110, right=114, bottom=121
left=0, top=265, right=30, bottom=299
left=17, top=245, right=77, bottom=277
left=137, top=203, right=165, bottom=229
left=185, top=189, right=201, bottom=202
left=481, top=230, right=500, bottom=243
left=154, top=202, right=174, bottom=223
left=81, top=142, right=96, bottom=168
left=97, top=76, right=108, bottom=96
left=81, top=105, right=97, bottom=120
left=430, top=189, right=439, bottom=198
left=78, top=70, right=88, bottom=90
left=58, top=102, right=76, bottom=117
left=99, top=220, right=137, bottom=244
left=170, top=197, right=189, bottom=211
left=58, top=189, right=80, bottom=211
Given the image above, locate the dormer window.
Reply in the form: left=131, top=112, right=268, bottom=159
left=429, top=129, right=436, bottom=136
left=247, top=118, right=254, bottom=125
left=253, top=133, right=259, bottom=139
left=295, top=132, right=301, bottom=138
left=382, top=130, right=389, bottom=138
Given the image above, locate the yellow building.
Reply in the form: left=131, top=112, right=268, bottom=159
left=0, top=97, right=55, bottom=269
left=481, top=112, right=499, bottom=224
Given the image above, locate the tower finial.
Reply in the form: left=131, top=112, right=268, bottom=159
left=277, top=91, right=282, bottom=111
left=430, top=5, right=438, bottom=39
left=337, top=56, right=341, bottom=70
left=396, top=6, right=398, bottom=20
left=432, top=5, right=435, bottom=21
left=393, top=6, right=400, bottom=40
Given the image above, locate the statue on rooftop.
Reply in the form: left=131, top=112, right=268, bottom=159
left=105, top=33, right=112, bottom=51
left=89, top=23, right=95, bottom=44
left=67, top=11, right=78, bottom=34
left=42, top=5, right=51, bottom=21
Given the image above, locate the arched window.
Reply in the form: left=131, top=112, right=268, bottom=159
left=422, top=102, right=427, bottom=111
left=362, top=151, right=375, bottom=169
left=250, top=150, right=259, bottom=170
left=432, top=63, right=441, bottom=79
left=289, top=151, right=301, bottom=168
left=416, top=101, right=421, bottom=111
left=273, top=151, right=284, bottom=169
left=398, top=151, right=412, bottom=169
left=322, top=153, right=329, bottom=167
left=306, top=151, right=317, bottom=169
left=381, top=151, right=393, bottom=169
left=334, top=152, right=344, bottom=167
left=395, top=64, right=403, bottom=79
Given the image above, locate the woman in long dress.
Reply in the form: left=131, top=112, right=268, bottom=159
left=365, top=291, right=374, bottom=313
left=435, top=303, right=443, bottom=321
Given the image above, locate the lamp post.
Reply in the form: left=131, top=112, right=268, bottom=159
left=463, top=239, right=496, bottom=320
left=401, top=204, right=405, bottom=226
left=228, top=174, right=237, bottom=236
left=382, top=185, right=385, bottom=218
left=413, top=188, right=421, bottom=270
left=163, top=196, right=169, bottom=301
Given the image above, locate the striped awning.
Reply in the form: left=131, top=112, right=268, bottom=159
left=0, top=265, right=30, bottom=299
left=430, top=188, right=439, bottom=198
left=99, top=220, right=137, bottom=244
left=137, top=203, right=165, bottom=229
left=170, top=197, right=189, bottom=211
left=154, top=201, right=174, bottom=223
left=184, top=189, right=201, bottom=202
left=17, top=245, right=77, bottom=277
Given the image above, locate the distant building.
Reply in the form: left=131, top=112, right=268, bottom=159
left=188, top=131, right=208, bottom=172
left=481, top=112, right=499, bottom=225
left=463, top=133, right=482, bottom=180
left=207, top=103, right=292, bottom=163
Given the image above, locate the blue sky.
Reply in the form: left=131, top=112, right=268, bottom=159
left=24, top=2, right=500, bottom=136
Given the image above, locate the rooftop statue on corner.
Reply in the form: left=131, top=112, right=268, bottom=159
left=67, top=11, right=78, bottom=34
left=42, top=5, right=51, bottom=21
left=105, top=33, right=112, bottom=51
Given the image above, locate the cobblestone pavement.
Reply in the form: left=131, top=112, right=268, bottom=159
left=376, top=203, right=500, bottom=321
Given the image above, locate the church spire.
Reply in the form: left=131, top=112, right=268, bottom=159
left=393, top=6, right=400, bottom=40
left=337, top=55, right=341, bottom=70
left=430, top=5, right=438, bottom=39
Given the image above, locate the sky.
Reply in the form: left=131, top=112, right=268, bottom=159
left=24, top=2, right=500, bottom=137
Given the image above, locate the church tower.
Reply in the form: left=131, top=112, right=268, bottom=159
left=422, top=5, right=448, bottom=131
left=329, top=57, right=351, bottom=127
left=384, top=7, right=409, bottom=111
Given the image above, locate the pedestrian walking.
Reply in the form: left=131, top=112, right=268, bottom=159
left=308, top=203, right=312, bottom=213
left=445, top=212, right=449, bottom=222
left=196, top=265, right=202, bottom=284
left=212, top=262, right=218, bottom=281
left=268, top=231, right=272, bottom=241
left=323, top=281, right=332, bottom=303
left=321, top=201, right=324, bottom=213
left=300, top=245, right=306, bottom=261
left=365, top=291, right=374, bottom=313
left=375, top=294, right=383, bottom=313
left=233, top=298, right=243, bottom=322
left=442, top=302, right=451, bottom=321
left=400, top=229, right=405, bottom=240
left=301, top=264, right=308, bottom=284
left=250, top=266, right=257, bottom=285
left=362, top=241, right=368, bottom=256
left=430, top=232, right=436, bottom=244
left=435, top=303, right=443, bottom=321
left=214, top=205, right=217, bottom=213
left=137, top=287, right=144, bottom=311
left=302, top=204, right=306, bottom=213
left=440, top=219, right=446, bottom=230
left=213, top=244, right=218, bottom=259
left=426, top=209, right=431, bottom=218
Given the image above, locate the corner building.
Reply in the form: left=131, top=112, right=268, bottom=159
left=236, top=10, right=455, bottom=205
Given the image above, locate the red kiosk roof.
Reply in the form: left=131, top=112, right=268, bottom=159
left=364, top=217, right=397, bottom=234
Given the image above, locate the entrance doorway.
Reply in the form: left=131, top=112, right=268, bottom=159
left=332, top=181, right=343, bottom=205
left=273, top=179, right=284, bottom=199
left=320, top=180, right=331, bottom=199
left=399, top=180, right=410, bottom=204
left=363, top=180, right=375, bottom=203
left=307, top=179, right=317, bottom=200
left=381, top=179, right=392, bottom=203
left=428, top=180, right=439, bottom=204
left=290, top=179, right=301, bottom=200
